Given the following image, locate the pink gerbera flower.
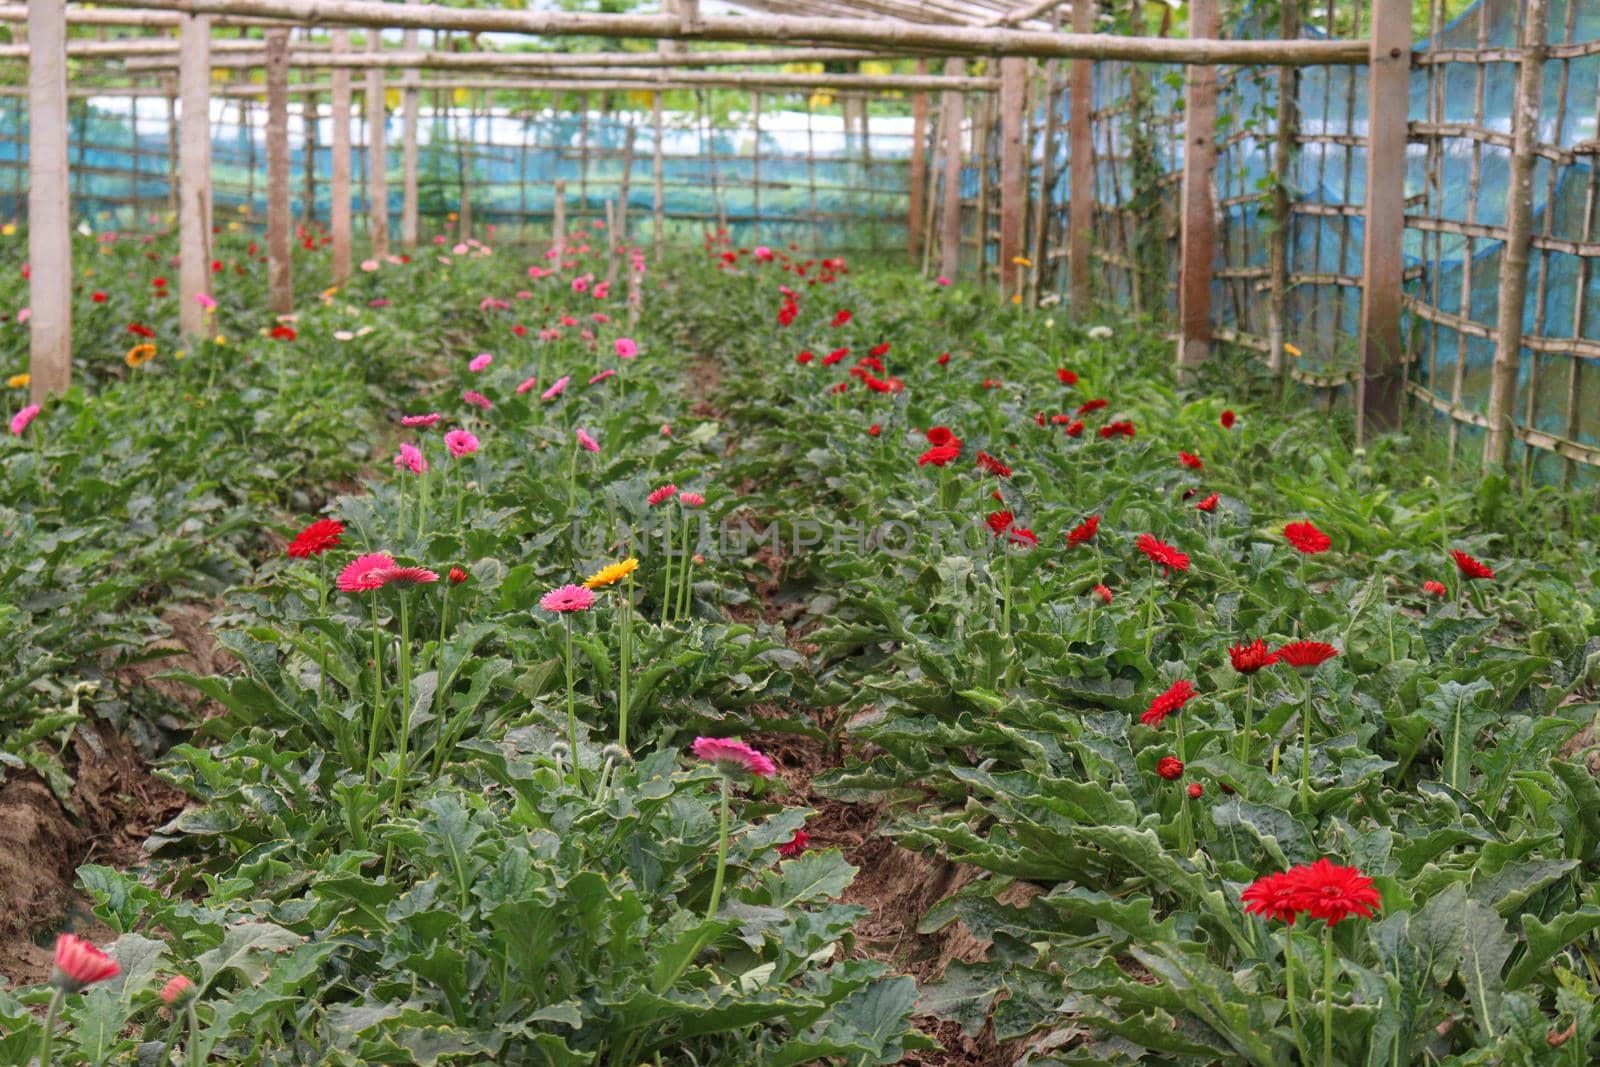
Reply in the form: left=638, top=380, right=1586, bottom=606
left=372, top=564, right=440, bottom=586
left=691, top=736, right=778, bottom=778
left=588, top=369, right=616, bottom=385
left=679, top=492, right=706, bottom=507
left=515, top=376, right=538, bottom=395
left=540, top=583, right=596, bottom=613
left=468, top=352, right=494, bottom=372
left=648, top=483, right=678, bottom=507
left=542, top=375, right=570, bottom=400
left=615, top=337, right=638, bottom=359
left=338, top=553, right=397, bottom=592
left=401, top=412, right=441, bottom=427
left=462, top=390, right=492, bottom=410
left=575, top=428, right=600, bottom=453
left=444, top=429, right=479, bottom=458
left=10, top=403, right=41, bottom=436
left=393, top=443, right=428, bottom=474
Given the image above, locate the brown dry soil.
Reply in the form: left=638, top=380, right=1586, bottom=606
left=0, top=607, right=214, bottom=987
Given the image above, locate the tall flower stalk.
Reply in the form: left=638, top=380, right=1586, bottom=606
left=41, top=935, right=120, bottom=1067
left=584, top=558, right=640, bottom=748
left=542, top=583, right=597, bottom=789
left=690, top=737, right=778, bottom=919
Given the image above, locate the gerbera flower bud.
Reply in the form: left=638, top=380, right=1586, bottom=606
left=51, top=934, right=120, bottom=992
left=1228, top=639, right=1277, bottom=674
left=777, top=827, right=811, bottom=858
left=448, top=566, right=469, bottom=584
left=1156, top=756, right=1184, bottom=780
left=159, top=975, right=193, bottom=1004
left=1422, top=579, right=1446, bottom=596
left=1187, top=782, right=1204, bottom=799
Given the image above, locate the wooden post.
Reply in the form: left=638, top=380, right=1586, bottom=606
left=1266, top=0, right=1299, bottom=385
left=266, top=29, right=292, bottom=314
left=26, top=0, right=70, bottom=401
left=178, top=12, right=212, bottom=341
left=1354, top=0, right=1412, bottom=440
left=651, top=88, right=665, bottom=258
left=999, top=56, right=1026, bottom=300
left=939, top=57, right=965, bottom=279
left=751, top=91, right=761, bottom=229
left=627, top=251, right=642, bottom=327
left=301, top=86, right=317, bottom=225
left=400, top=27, right=419, bottom=249
left=330, top=28, right=352, bottom=282
left=1176, top=0, right=1218, bottom=374
left=553, top=178, right=566, bottom=252
left=1031, top=32, right=1060, bottom=305
left=1484, top=0, right=1547, bottom=468
left=909, top=58, right=929, bottom=262
left=1067, top=2, right=1094, bottom=308
left=165, top=76, right=179, bottom=217
left=365, top=28, right=387, bottom=257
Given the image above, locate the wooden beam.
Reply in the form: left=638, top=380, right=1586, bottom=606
left=365, top=28, right=387, bottom=258
left=177, top=12, right=212, bottom=341
left=1354, top=0, right=1412, bottom=441
left=399, top=27, right=418, bottom=249
left=908, top=58, right=928, bottom=262
left=1176, top=0, right=1218, bottom=374
left=266, top=28, right=292, bottom=314
left=84, top=0, right=1375, bottom=66
left=27, top=0, right=70, bottom=402
left=1067, top=0, right=1092, bottom=309
left=330, top=28, right=351, bottom=282
left=998, top=56, right=1025, bottom=300
left=1484, top=0, right=1548, bottom=468
left=939, top=56, right=964, bottom=280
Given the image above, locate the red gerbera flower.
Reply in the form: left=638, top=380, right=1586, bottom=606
left=868, top=424, right=881, bottom=437
left=1452, top=549, right=1494, bottom=580
left=128, top=322, right=154, bottom=338
left=1195, top=493, right=1219, bottom=512
left=918, top=445, right=962, bottom=467
left=269, top=325, right=297, bottom=341
left=925, top=426, right=960, bottom=449
left=975, top=451, right=1012, bottom=478
left=986, top=510, right=1014, bottom=535
left=1275, top=640, right=1338, bottom=670
left=1141, top=680, right=1196, bottom=728
left=1077, top=397, right=1108, bottom=415
left=794, top=350, right=814, bottom=364
left=937, top=352, right=951, bottom=366
left=1229, top=639, right=1277, bottom=674
left=286, top=517, right=344, bottom=559
left=1091, top=583, right=1113, bottom=604
left=1135, top=533, right=1190, bottom=574
left=1064, top=419, right=1085, bottom=437
left=1242, top=870, right=1303, bottom=924
left=777, top=828, right=811, bottom=858
left=1057, top=368, right=1078, bottom=385
left=1284, top=520, right=1331, bottom=554
left=1284, top=858, right=1382, bottom=926
left=1422, top=579, right=1447, bottom=596
left=1220, top=409, right=1236, bottom=428
left=1099, top=421, right=1136, bottom=439
left=1178, top=451, right=1203, bottom=470
left=1004, top=526, right=1038, bottom=548
left=1187, top=782, right=1204, bottom=798
left=870, top=341, right=890, bottom=357
left=448, top=566, right=469, bottom=583
left=831, top=309, right=852, bottom=327
left=823, top=347, right=848, bottom=366
left=1067, top=514, right=1100, bottom=545
left=1156, top=756, right=1184, bottom=780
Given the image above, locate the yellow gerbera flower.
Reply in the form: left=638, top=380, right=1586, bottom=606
left=125, top=343, right=157, bottom=367
left=583, top=557, right=640, bottom=590
left=8, top=373, right=29, bottom=389
left=1284, top=342, right=1302, bottom=358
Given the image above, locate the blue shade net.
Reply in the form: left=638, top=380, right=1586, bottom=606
left=0, top=97, right=916, bottom=254
left=1004, top=0, right=1598, bottom=477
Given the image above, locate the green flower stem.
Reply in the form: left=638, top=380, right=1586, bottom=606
left=1001, top=549, right=1014, bottom=640
left=39, top=987, right=64, bottom=1067
left=660, top=507, right=676, bottom=626
left=1176, top=712, right=1194, bottom=854
left=706, top=773, right=731, bottom=919
left=364, top=597, right=386, bottom=786
left=1299, top=677, right=1314, bottom=814
left=619, top=575, right=633, bottom=750
left=564, top=616, right=581, bottom=791
left=1143, top=564, right=1158, bottom=658
left=1239, top=675, right=1254, bottom=765
left=1322, top=923, right=1335, bottom=1067
left=316, top=555, right=329, bottom=710
left=567, top=440, right=579, bottom=516
left=186, top=1001, right=202, bottom=1067
left=418, top=465, right=430, bottom=539
left=1285, top=927, right=1307, bottom=1062
left=676, top=510, right=694, bottom=622
left=391, top=594, right=414, bottom=804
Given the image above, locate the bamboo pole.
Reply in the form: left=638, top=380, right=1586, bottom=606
left=751, top=91, right=762, bottom=231
left=366, top=27, right=387, bottom=257
left=920, top=95, right=945, bottom=275
left=1176, top=0, right=1218, bottom=374
left=266, top=29, right=292, bottom=314
left=165, top=75, right=179, bottom=216
left=26, top=0, right=70, bottom=401
left=400, top=27, right=418, bottom=249
left=1265, top=0, right=1299, bottom=387
left=999, top=55, right=1025, bottom=301
left=1067, top=0, right=1091, bottom=309
left=1030, top=41, right=1059, bottom=305
left=1484, top=0, right=1548, bottom=469
left=553, top=179, right=566, bottom=252
left=85, top=0, right=1376, bottom=66
left=330, top=28, right=352, bottom=281
left=301, top=83, right=318, bottom=225
left=578, top=91, right=590, bottom=220
left=909, top=58, right=929, bottom=262
left=939, top=57, right=964, bottom=279
left=178, top=12, right=212, bottom=341
left=608, top=122, right=635, bottom=290
left=652, top=88, right=665, bottom=258
left=1354, top=0, right=1412, bottom=441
